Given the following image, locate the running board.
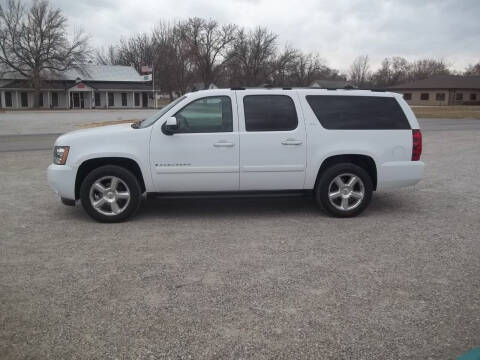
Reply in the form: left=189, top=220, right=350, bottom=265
left=147, top=190, right=313, bottom=200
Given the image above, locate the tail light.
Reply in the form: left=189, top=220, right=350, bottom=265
left=412, top=129, right=422, bottom=161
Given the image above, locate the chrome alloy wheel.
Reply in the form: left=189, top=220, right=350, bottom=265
left=328, top=173, right=365, bottom=211
left=89, top=176, right=131, bottom=216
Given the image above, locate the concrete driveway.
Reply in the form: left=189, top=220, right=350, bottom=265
left=0, top=123, right=479, bottom=359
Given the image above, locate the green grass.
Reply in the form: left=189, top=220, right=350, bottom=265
left=412, top=106, right=480, bottom=119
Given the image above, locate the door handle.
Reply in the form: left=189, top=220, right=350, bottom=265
left=281, top=139, right=303, bottom=145
left=213, top=141, right=235, bottom=147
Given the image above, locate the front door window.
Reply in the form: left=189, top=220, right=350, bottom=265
left=174, top=96, right=232, bottom=133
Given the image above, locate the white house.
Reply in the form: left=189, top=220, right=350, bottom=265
left=0, top=65, right=155, bottom=110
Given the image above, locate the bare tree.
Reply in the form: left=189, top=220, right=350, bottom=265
left=225, top=27, right=277, bottom=86
left=349, top=55, right=371, bottom=88
left=409, top=58, right=450, bottom=81
left=181, top=18, right=237, bottom=88
left=371, top=56, right=411, bottom=88
left=153, top=22, right=193, bottom=99
left=464, top=61, right=480, bottom=76
left=96, top=45, right=119, bottom=65
left=271, top=46, right=298, bottom=85
left=287, top=53, right=333, bottom=86
left=0, top=0, right=90, bottom=107
left=115, top=33, right=155, bottom=73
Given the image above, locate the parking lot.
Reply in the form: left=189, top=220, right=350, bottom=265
left=1, top=124, right=479, bottom=359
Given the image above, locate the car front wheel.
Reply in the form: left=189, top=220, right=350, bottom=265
left=80, top=165, right=142, bottom=222
left=315, top=163, right=373, bottom=217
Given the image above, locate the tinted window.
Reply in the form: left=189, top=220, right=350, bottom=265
left=244, top=95, right=298, bottom=131
left=306, top=95, right=410, bottom=130
left=175, top=96, right=232, bottom=133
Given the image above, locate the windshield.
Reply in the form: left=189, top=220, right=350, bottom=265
left=138, top=96, right=187, bottom=128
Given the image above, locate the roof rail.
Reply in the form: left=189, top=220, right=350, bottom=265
left=230, top=87, right=245, bottom=90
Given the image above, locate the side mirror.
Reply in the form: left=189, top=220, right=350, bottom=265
left=162, top=116, right=178, bottom=135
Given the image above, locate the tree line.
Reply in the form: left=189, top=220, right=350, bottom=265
left=96, top=19, right=346, bottom=99
left=1, top=0, right=480, bottom=106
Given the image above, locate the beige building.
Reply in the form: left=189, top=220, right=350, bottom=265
left=388, top=75, right=480, bottom=106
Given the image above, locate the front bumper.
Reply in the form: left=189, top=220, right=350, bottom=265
left=377, top=161, right=425, bottom=190
left=47, top=164, right=76, bottom=200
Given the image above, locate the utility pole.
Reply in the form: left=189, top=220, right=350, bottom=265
left=152, top=64, right=156, bottom=109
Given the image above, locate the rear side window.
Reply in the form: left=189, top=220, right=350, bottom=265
left=306, top=95, right=410, bottom=130
left=244, top=95, right=298, bottom=131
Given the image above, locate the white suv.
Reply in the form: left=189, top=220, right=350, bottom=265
left=47, top=88, right=424, bottom=222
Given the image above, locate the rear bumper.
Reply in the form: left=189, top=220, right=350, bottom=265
left=377, top=161, right=424, bottom=190
left=47, top=164, right=76, bottom=200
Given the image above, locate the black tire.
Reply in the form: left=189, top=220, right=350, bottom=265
left=315, top=163, right=373, bottom=218
left=80, top=165, right=142, bottom=222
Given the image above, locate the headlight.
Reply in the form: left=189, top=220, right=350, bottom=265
left=53, top=146, right=70, bottom=165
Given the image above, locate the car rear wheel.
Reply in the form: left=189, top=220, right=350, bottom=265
left=80, top=165, right=142, bottom=222
left=315, top=163, right=373, bottom=217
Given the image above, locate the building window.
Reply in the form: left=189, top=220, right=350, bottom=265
left=456, top=93, right=463, bottom=101
left=470, top=93, right=477, bottom=101
left=121, top=92, right=127, bottom=106
left=403, top=93, right=412, bottom=100
left=21, top=92, right=28, bottom=107
left=95, top=93, right=101, bottom=107
left=39, top=92, right=44, bottom=107
left=5, top=92, right=13, bottom=107
left=134, top=93, right=140, bottom=106
left=420, top=93, right=429, bottom=101
left=51, top=92, right=58, bottom=107
left=435, top=93, right=445, bottom=101
left=244, top=95, right=298, bottom=131
left=108, top=93, right=114, bottom=107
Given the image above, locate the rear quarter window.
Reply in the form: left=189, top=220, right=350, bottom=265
left=306, top=95, right=411, bottom=130
left=243, top=95, right=298, bottom=131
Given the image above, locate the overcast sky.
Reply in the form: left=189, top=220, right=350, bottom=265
left=49, top=0, right=480, bottom=72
